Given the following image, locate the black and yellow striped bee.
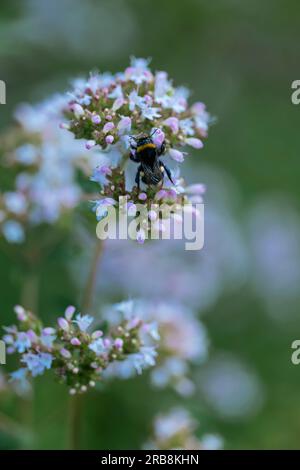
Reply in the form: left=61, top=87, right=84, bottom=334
left=129, top=130, right=174, bottom=189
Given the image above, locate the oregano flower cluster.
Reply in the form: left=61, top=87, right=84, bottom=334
left=3, top=304, right=158, bottom=395
left=63, top=57, right=211, bottom=243
left=0, top=96, right=107, bottom=244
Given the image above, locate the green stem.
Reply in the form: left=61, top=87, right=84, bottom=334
left=68, top=394, right=83, bottom=450
left=0, top=411, right=26, bottom=440
left=67, top=239, right=104, bottom=449
left=19, top=267, right=39, bottom=446
left=81, top=239, right=104, bottom=313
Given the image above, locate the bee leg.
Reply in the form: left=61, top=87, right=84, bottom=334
left=135, top=165, right=142, bottom=189
left=157, top=141, right=166, bottom=156
left=160, top=160, right=174, bottom=184
left=130, top=150, right=140, bottom=162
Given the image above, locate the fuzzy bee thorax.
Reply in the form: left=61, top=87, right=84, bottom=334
left=136, top=143, right=156, bottom=153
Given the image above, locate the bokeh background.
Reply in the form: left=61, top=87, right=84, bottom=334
left=1, top=0, right=300, bottom=450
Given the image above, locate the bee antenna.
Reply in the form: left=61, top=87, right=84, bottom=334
left=150, top=128, right=159, bottom=137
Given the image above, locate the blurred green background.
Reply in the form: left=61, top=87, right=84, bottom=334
left=1, top=0, right=300, bottom=450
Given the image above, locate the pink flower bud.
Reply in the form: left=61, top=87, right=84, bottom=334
left=14, top=305, right=27, bottom=321
left=191, top=102, right=206, bottom=114
left=103, top=122, right=115, bottom=134
left=92, top=330, right=103, bottom=339
left=58, top=317, right=69, bottom=331
left=60, top=348, right=72, bottom=359
left=103, top=338, right=111, bottom=348
left=114, top=338, right=123, bottom=350
left=105, top=135, right=114, bottom=144
left=152, top=129, right=165, bottom=147
left=71, top=103, right=84, bottom=118
left=92, top=114, right=101, bottom=124
left=185, top=137, right=203, bottom=149
left=138, top=192, right=147, bottom=201
left=65, top=305, right=76, bottom=321
left=71, top=338, right=81, bottom=346
left=86, top=140, right=96, bottom=150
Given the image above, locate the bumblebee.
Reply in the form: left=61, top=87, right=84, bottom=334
left=129, top=130, right=174, bottom=189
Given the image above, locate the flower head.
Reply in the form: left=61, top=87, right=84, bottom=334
left=63, top=58, right=211, bottom=244
left=0, top=94, right=109, bottom=243
left=3, top=304, right=159, bottom=394
left=102, top=299, right=208, bottom=395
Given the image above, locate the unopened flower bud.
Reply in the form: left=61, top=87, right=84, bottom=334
left=86, top=139, right=96, bottom=150
left=60, top=348, right=71, bottom=359
left=14, top=305, right=27, bottom=321
left=114, top=338, right=124, bottom=350
left=92, top=330, right=103, bottom=340
left=105, top=135, right=114, bottom=144
left=65, top=305, right=76, bottom=321
left=138, top=192, right=147, bottom=201
left=71, top=337, right=81, bottom=346
left=71, top=103, right=84, bottom=118
left=92, top=114, right=101, bottom=124
left=58, top=317, right=69, bottom=331
left=103, top=122, right=115, bottom=134
left=185, top=137, right=203, bottom=149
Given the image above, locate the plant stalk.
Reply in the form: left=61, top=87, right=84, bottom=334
left=67, top=239, right=104, bottom=449
left=81, top=239, right=104, bottom=313
left=68, top=394, right=83, bottom=450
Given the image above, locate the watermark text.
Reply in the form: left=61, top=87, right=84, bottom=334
left=0, top=80, right=6, bottom=104
left=96, top=199, right=204, bottom=251
left=0, top=340, right=6, bottom=365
